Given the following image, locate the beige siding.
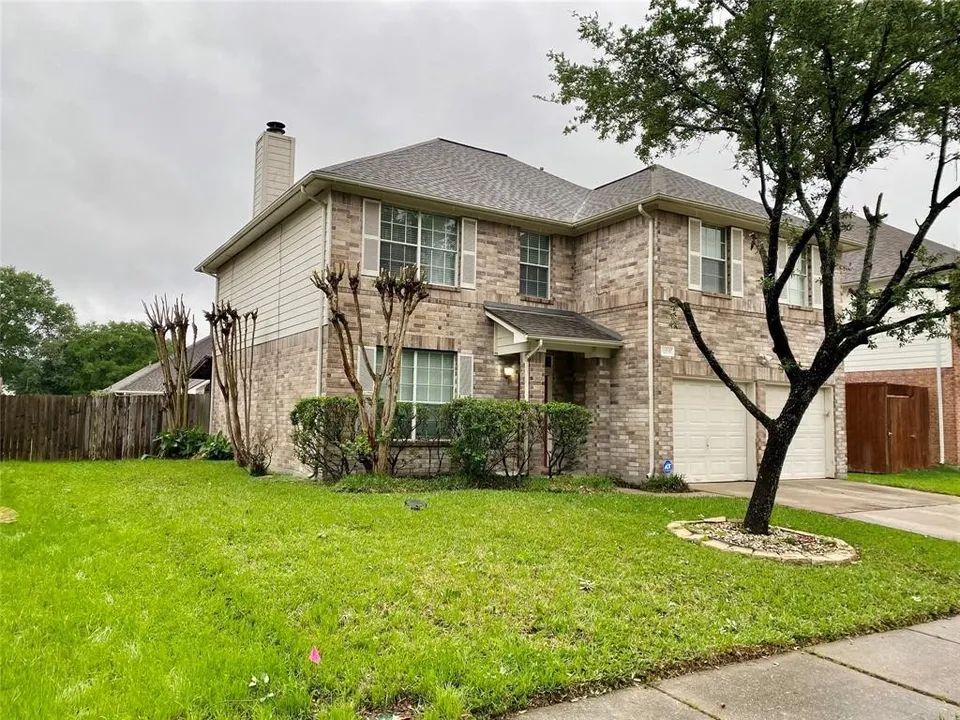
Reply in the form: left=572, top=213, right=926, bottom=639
left=846, top=292, right=953, bottom=371
left=216, top=200, right=325, bottom=346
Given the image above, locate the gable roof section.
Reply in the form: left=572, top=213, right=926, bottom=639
left=484, top=302, right=623, bottom=344
left=841, top=217, right=959, bottom=284
left=318, top=139, right=773, bottom=225
left=198, top=137, right=866, bottom=273
left=103, top=336, right=214, bottom=394
left=319, top=139, right=590, bottom=222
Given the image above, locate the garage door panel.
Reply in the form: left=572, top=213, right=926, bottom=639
left=767, top=386, right=828, bottom=480
left=673, top=380, right=750, bottom=482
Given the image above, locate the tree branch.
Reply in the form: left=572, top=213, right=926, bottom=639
left=670, top=297, right=774, bottom=430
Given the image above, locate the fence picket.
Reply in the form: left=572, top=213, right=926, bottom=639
left=0, top=394, right=210, bottom=461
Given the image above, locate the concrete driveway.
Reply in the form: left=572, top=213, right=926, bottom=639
left=690, top=478, right=960, bottom=541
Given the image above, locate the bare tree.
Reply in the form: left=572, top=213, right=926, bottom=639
left=311, top=263, right=429, bottom=475
left=205, top=302, right=258, bottom=468
left=143, top=296, right=196, bottom=430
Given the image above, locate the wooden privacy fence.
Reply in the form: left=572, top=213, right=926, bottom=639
left=846, top=383, right=929, bottom=473
left=0, top=394, right=210, bottom=461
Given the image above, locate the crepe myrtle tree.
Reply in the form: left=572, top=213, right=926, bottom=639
left=548, top=0, right=960, bottom=533
left=311, top=262, right=430, bottom=475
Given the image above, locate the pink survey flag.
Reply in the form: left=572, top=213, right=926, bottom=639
left=308, top=646, right=321, bottom=664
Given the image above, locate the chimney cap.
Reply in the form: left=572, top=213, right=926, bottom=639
left=265, top=121, right=286, bottom=135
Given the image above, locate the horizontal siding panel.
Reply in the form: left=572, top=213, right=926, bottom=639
left=846, top=289, right=953, bottom=372
left=217, top=201, right=326, bottom=346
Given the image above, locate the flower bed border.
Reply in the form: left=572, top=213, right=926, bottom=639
left=667, top=517, right=859, bottom=565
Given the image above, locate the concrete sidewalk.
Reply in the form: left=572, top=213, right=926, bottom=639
left=516, top=616, right=960, bottom=719
left=689, top=478, right=960, bottom=541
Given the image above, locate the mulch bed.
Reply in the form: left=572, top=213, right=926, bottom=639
left=667, top=517, right=858, bottom=565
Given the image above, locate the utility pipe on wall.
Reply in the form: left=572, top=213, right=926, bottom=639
left=299, top=182, right=329, bottom=396
left=936, top=338, right=945, bottom=464
left=637, top=203, right=656, bottom=477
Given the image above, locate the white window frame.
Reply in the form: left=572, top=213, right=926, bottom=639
left=379, top=204, right=459, bottom=288
left=700, top=224, right=728, bottom=295
left=781, top=248, right=810, bottom=307
left=384, top=347, right=456, bottom=441
left=519, top=231, right=551, bottom=299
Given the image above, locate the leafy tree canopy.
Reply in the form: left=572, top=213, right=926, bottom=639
left=17, top=321, right=156, bottom=395
left=0, top=266, right=76, bottom=390
left=548, top=0, right=960, bottom=533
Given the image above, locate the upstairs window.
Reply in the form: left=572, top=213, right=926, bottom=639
left=782, top=250, right=810, bottom=307
left=380, top=205, right=458, bottom=287
left=520, top=231, right=550, bottom=298
left=700, top=225, right=727, bottom=294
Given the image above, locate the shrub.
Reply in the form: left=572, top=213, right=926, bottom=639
left=155, top=426, right=209, bottom=459
left=538, top=402, right=593, bottom=477
left=447, top=398, right=539, bottom=485
left=246, top=427, right=274, bottom=477
left=196, top=432, right=233, bottom=461
left=290, top=396, right=362, bottom=480
left=638, top=472, right=690, bottom=493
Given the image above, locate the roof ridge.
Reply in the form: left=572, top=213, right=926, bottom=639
left=590, top=164, right=659, bottom=192
left=318, top=138, right=444, bottom=172
left=435, top=138, right=509, bottom=157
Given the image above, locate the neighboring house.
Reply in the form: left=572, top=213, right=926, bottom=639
left=196, top=123, right=858, bottom=481
left=103, top=336, right=213, bottom=396
left=843, top=223, right=959, bottom=466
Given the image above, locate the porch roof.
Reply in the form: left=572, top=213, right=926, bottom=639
left=484, top=302, right=623, bottom=357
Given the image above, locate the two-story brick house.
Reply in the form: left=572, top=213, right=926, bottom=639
left=196, top=123, right=852, bottom=482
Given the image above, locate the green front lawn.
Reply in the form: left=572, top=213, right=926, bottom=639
left=849, top=465, right=960, bottom=497
left=2, top=461, right=959, bottom=719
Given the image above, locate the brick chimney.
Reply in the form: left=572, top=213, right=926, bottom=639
left=252, top=121, right=295, bottom=216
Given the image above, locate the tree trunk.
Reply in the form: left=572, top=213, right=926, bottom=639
left=743, top=395, right=808, bottom=534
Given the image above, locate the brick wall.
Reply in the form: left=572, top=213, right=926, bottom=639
left=211, top=328, right=319, bottom=473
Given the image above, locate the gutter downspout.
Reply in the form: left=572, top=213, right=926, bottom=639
left=638, top=203, right=656, bottom=477
left=299, top=183, right=328, bottom=396
left=935, top=338, right=945, bottom=464
left=523, top=340, right=544, bottom=402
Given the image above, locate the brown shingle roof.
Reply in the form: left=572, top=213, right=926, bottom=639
left=484, top=303, right=622, bottom=343
left=841, top=217, right=959, bottom=284
left=103, top=336, right=213, bottom=394
left=318, top=139, right=774, bottom=225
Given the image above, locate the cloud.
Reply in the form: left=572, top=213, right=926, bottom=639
left=2, top=1, right=956, bottom=323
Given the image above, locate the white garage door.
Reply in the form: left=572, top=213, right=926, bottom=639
left=673, top=380, right=750, bottom=482
left=766, top=386, right=829, bottom=480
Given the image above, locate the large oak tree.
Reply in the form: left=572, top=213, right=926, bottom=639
left=548, top=0, right=960, bottom=533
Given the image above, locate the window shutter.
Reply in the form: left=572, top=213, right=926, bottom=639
left=361, top=199, right=381, bottom=276
left=457, top=353, right=474, bottom=397
left=811, top=248, right=823, bottom=309
left=460, top=218, right=477, bottom=289
left=688, top=217, right=702, bottom=291
left=730, top=227, right=744, bottom=298
left=357, top=345, right=376, bottom=394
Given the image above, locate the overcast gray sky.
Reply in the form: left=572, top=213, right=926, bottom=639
left=3, top=1, right=958, bottom=324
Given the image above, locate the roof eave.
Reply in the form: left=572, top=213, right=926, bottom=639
left=195, top=173, right=331, bottom=274
left=198, top=173, right=867, bottom=274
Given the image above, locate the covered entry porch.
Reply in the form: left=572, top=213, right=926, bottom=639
left=483, top=302, right=623, bottom=404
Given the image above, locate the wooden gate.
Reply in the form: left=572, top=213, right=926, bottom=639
left=846, top=383, right=929, bottom=473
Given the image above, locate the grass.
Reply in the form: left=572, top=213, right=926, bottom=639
left=330, top=473, right=615, bottom=494
left=2, top=460, right=959, bottom=719
left=849, top=465, right=960, bottom=497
